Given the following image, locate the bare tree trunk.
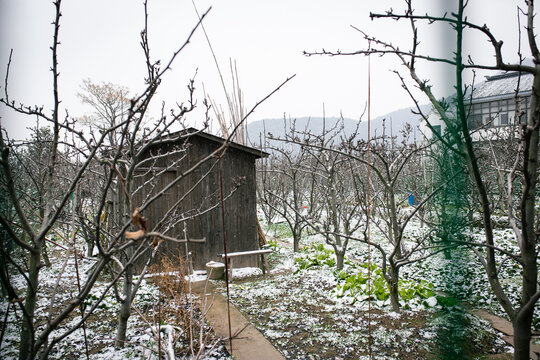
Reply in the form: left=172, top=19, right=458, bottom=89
left=86, top=232, right=95, bottom=258
left=387, top=264, right=400, bottom=312
left=335, top=249, right=345, bottom=270
left=115, top=262, right=133, bottom=348
left=513, top=311, right=533, bottom=360
left=41, top=243, right=51, bottom=267
left=513, top=64, right=540, bottom=360
left=293, top=233, right=300, bottom=253
left=19, top=246, right=41, bottom=360
left=38, top=196, right=50, bottom=268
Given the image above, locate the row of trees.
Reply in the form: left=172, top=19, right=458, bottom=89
left=257, top=1, right=539, bottom=359
left=0, top=1, right=289, bottom=359
left=365, top=2, right=539, bottom=359
left=257, top=97, right=535, bottom=359
left=257, top=118, right=452, bottom=310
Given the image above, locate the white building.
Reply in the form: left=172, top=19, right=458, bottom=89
left=422, top=71, right=533, bottom=140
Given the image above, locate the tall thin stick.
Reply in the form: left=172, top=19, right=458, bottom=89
left=366, top=41, right=373, bottom=360
left=218, top=151, right=233, bottom=354
left=192, top=0, right=246, bottom=144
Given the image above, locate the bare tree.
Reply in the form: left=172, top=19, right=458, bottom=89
left=0, top=1, right=215, bottom=358
left=266, top=119, right=366, bottom=270
left=0, top=1, right=294, bottom=357
left=299, top=126, right=365, bottom=270
left=77, top=79, right=131, bottom=148
left=356, top=130, right=438, bottom=310
left=283, top=118, right=456, bottom=310
left=259, top=118, right=323, bottom=252
left=256, top=153, right=280, bottom=226
left=340, top=130, right=445, bottom=311
left=306, top=0, right=540, bottom=357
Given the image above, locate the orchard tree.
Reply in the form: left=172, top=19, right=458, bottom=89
left=0, top=1, right=292, bottom=357
left=306, top=0, right=540, bottom=357
left=281, top=118, right=450, bottom=307
left=331, top=128, right=445, bottom=311
left=77, top=79, right=131, bottom=148
left=259, top=118, right=322, bottom=252
left=267, top=119, right=365, bottom=268
left=0, top=1, right=217, bottom=358
left=0, top=1, right=292, bottom=356
left=301, top=127, right=365, bottom=270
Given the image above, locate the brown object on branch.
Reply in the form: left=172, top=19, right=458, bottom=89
left=151, top=236, right=162, bottom=248
left=125, top=208, right=147, bottom=239
left=125, top=230, right=145, bottom=240
left=131, top=208, right=147, bottom=231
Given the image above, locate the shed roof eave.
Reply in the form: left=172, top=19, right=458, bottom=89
left=155, top=127, right=269, bottom=158
left=185, top=128, right=269, bottom=158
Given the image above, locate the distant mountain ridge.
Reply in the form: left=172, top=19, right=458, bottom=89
left=246, top=104, right=431, bottom=148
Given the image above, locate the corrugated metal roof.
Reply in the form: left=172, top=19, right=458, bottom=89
left=465, top=72, right=533, bottom=102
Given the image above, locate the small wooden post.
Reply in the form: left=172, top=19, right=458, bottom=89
left=260, top=253, right=269, bottom=275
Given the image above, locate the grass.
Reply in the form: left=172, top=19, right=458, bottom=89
left=0, top=254, right=230, bottom=360
left=264, top=221, right=294, bottom=239
left=214, top=228, right=514, bottom=359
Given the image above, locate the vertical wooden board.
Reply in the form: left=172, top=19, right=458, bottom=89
left=131, top=132, right=264, bottom=272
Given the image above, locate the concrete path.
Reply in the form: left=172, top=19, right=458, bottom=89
left=191, top=280, right=284, bottom=360
left=474, top=310, right=540, bottom=359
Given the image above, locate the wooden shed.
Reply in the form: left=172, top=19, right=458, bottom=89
left=132, top=128, right=268, bottom=273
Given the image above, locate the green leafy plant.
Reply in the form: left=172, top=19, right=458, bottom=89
left=294, top=243, right=336, bottom=271
left=83, top=293, right=114, bottom=311
left=336, top=264, right=389, bottom=302
left=436, top=295, right=459, bottom=308
left=336, top=263, right=436, bottom=305
left=264, top=239, right=278, bottom=251
left=398, top=279, right=435, bottom=301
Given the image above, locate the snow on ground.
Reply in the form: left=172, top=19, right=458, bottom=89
left=184, top=267, right=264, bottom=282
left=186, top=270, right=208, bottom=282
left=0, top=254, right=230, bottom=360
left=211, top=218, right=527, bottom=359
left=231, top=267, right=263, bottom=279
left=1, top=215, right=536, bottom=359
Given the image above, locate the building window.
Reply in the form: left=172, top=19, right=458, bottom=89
left=466, top=96, right=529, bottom=129
left=518, top=96, right=529, bottom=123
left=500, top=113, right=508, bottom=125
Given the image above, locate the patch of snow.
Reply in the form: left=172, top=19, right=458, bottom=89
left=388, top=311, right=401, bottom=319
left=185, top=270, right=208, bottom=282
left=232, top=267, right=262, bottom=279
left=425, top=296, right=438, bottom=307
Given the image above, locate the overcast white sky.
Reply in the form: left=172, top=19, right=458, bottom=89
left=0, top=0, right=533, bottom=140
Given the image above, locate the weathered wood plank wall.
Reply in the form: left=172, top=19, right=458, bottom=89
left=132, top=133, right=262, bottom=273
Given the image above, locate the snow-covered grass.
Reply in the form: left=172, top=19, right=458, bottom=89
left=0, top=253, right=230, bottom=359
left=416, top=227, right=540, bottom=335
left=1, top=256, right=158, bottom=359
left=211, top=218, right=528, bottom=359
left=2, top=214, right=535, bottom=359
